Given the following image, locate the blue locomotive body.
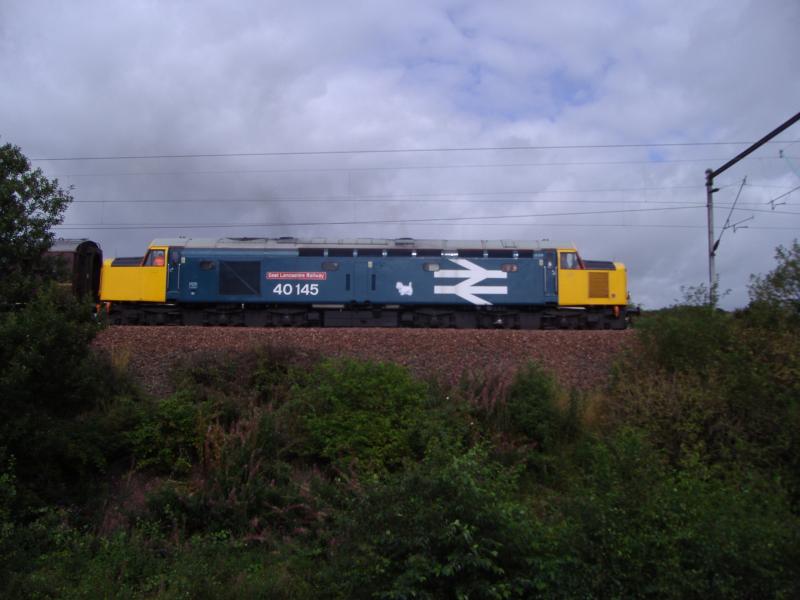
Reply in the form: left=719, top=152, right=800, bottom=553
left=171, top=247, right=559, bottom=308
left=99, top=236, right=630, bottom=329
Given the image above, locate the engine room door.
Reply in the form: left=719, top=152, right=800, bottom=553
left=543, top=250, right=557, bottom=300
left=353, top=258, right=376, bottom=303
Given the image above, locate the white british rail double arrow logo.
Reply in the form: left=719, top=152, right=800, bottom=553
left=433, top=259, right=508, bottom=305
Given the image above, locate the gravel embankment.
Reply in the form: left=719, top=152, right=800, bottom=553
left=93, top=326, right=636, bottom=397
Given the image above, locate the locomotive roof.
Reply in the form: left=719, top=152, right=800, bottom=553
left=148, top=237, right=575, bottom=251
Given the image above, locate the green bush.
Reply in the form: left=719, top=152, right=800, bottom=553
left=250, top=345, right=313, bottom=406
left=548, top=430, right=800, bottom=599
left=323, top=445, right=539, bottom=599
left=0, top=285, right=99, bottom=417
left=140, top=408, right=328, bottom=540
left=127, top=392, right=208, bottom=476
left=13, top=523, right=317, bottom=599
left=476, top=363, right=583, bottom=483
left=607, top=299, right=800, bottom=504
left=288, top=359, right=430, bottom=474
left=501, top=363, right=579, bottom=450
left=634, top=304, right=734, bottom=376
left=0, top=286, right=138, bottom=507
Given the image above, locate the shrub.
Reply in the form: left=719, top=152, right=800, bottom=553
left=323, top=445, right=539, bottom=599
left=501, top=363, right=579, bottom=451
left=633, top=304, right=734, bottom=376
left=0, top=285, right=99, bottom=418
left=0, top=285, right=136, bottom=507
left=748, top=239, right=800, bottom=319
left=127, top=392, right=208, bottom=476
left=477, top=363, right=583, bottom=482
left=550, top=430, right=800, bottom=599
left=15, top=524, right=318, bottom=599
left=288, top=359, right=430, bottom=474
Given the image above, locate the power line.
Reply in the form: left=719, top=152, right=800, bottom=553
left=745, top=181, right=800, bottom=190
left=765, top=183, right=800, bottom=207
left=733, top=206, right=800, bottom=216
left=52, top=155, right=797, bottom=178
left=64, top=180, right=797, bottom=204
left=68, top=197, right=773, bottom=209
left=53, top=222, right=798, bottom=231
left=73, top=197, right=776, bottom=214
left=69, top=183, right=714, bottom=204
left=31, top=140, right=798, bottom=162
left=55, top=204, right=705, bottom=229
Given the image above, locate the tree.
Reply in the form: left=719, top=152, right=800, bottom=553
left=748, top=240, right=800, bottom=314
left=0, top=142, right=72, bottom=303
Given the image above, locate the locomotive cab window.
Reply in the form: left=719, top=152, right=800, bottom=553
left=560, top=252, right=580, bottom=270
left=144, top=249, right=165, bottom=267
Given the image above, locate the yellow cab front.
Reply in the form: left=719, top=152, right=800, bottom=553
left=556, top=248, right=627, bottom=308
left=99, top=246, right=169, bottom=303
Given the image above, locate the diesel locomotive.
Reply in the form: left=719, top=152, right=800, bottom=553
left=87, top=236, right=633, bottom=329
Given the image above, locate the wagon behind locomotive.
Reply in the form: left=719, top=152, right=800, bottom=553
left=98, top=237, right=630, bottom=329
left=45, top=239, right=103, bottom=300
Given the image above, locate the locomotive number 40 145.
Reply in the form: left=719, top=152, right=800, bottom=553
left=272, top=283, right=320, bottom=296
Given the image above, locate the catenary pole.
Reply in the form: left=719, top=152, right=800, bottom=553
left=706, top=168, right=716, bottom=302
left=705, top=110, right=800, bottom=305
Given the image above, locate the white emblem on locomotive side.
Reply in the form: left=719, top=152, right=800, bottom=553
left=396, top=281, right=414, bottom=296
left=433, top=259, right=508, bottom=306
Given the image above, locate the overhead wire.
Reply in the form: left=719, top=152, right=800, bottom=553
left=53, top=222, right=798, bottom=231
left=43, top=141, right=799, bottom=238
left=55, top=204, right=707, bottom=229
left=50, top=155, right=799, bottom=178
left=30, top=139, right=799, bottom=162
left=765, top=183, right=800, bottom=207
left=69, top=183, right=719, bottom=204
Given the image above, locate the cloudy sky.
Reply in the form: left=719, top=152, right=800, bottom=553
left=2, top=0, right=798, bottom=308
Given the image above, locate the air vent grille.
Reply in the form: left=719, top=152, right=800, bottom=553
left=588, top=272, right=609, bottom=298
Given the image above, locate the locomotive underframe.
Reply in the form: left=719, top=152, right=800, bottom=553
left=103, top=302, right=628, bottom=330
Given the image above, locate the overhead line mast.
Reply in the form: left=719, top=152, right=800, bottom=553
left=705, top=110, right=800, bottom=305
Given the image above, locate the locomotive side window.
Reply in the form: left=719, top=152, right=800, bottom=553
left=144, top=249, right=165, bottom=266
left=322, top=261, right=339, bottom=271
left=560, top=252, right=580, bottom=270
left=457, top=249, right=485, bottom=258
left=328, top=248, right=354, bottom=257
left=487, top=250, right=514, bottom=258
left=501, top=263, right=518, bottom=273
left=423, top=262, right=440, bottom=272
